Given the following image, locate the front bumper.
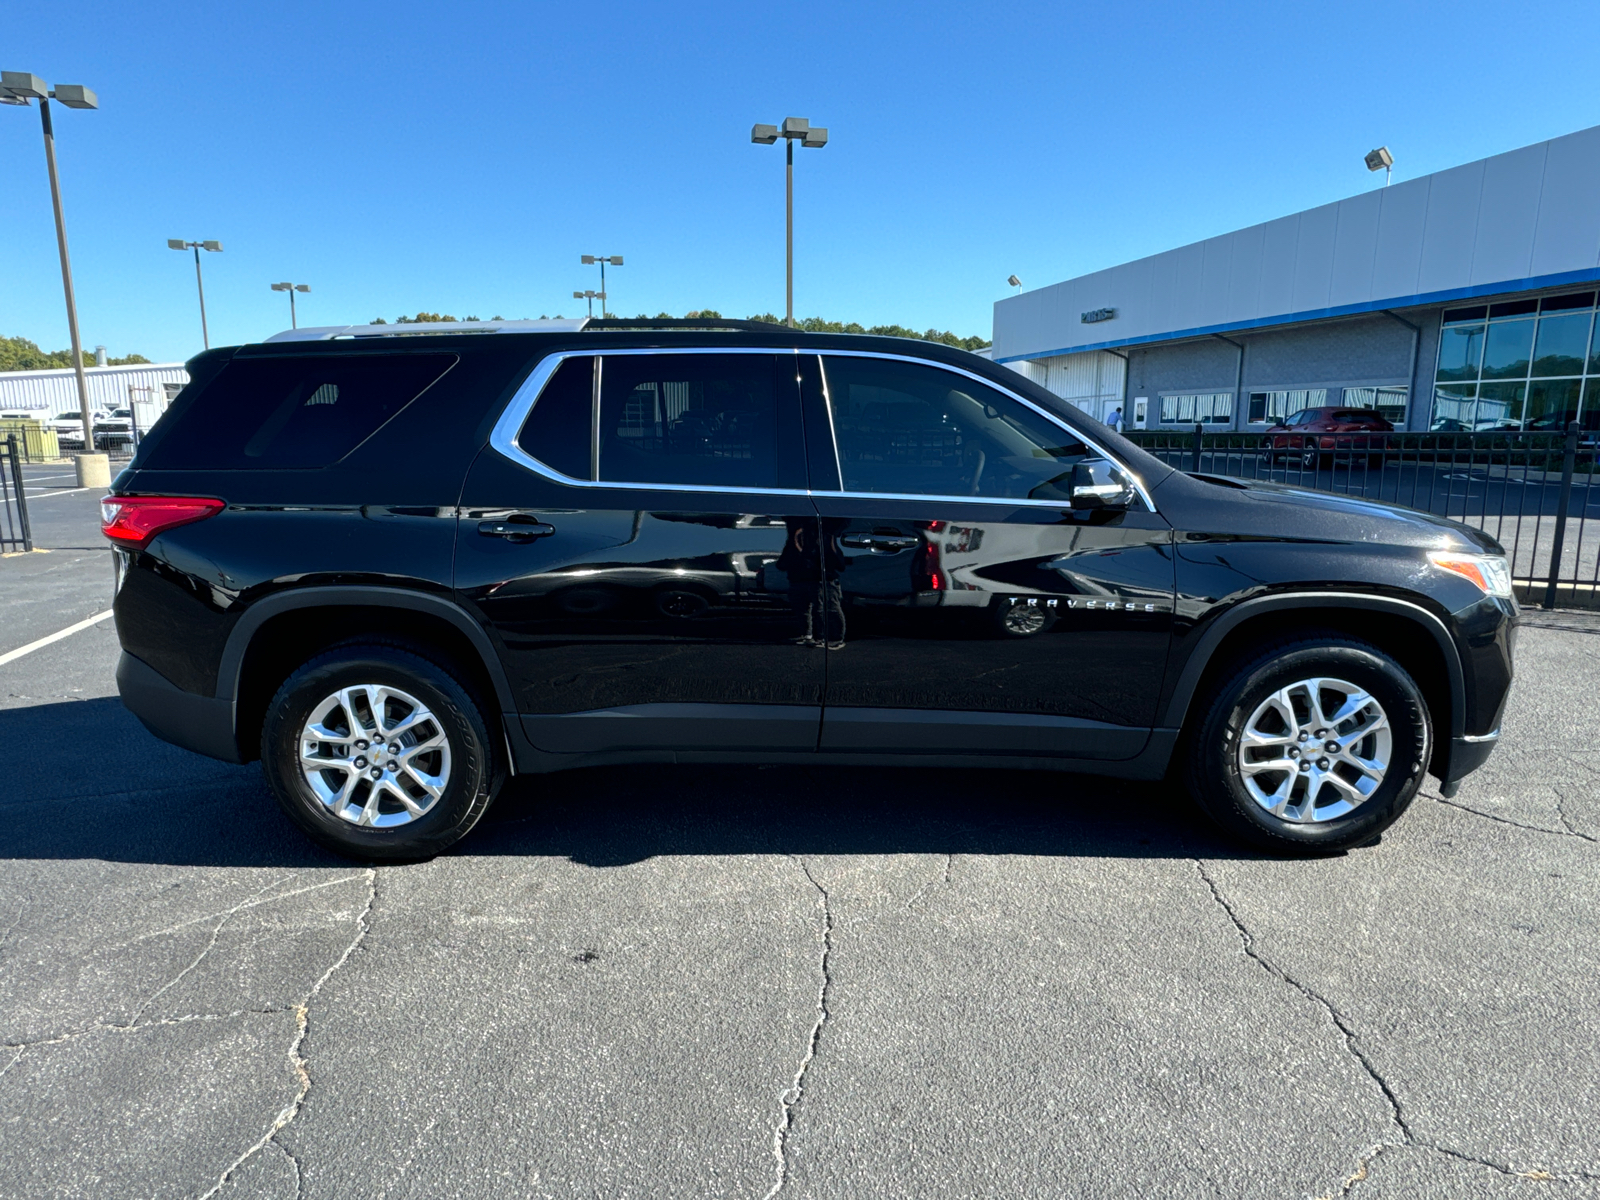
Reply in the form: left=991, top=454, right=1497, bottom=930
left=1438, top=730, right=1500, bottom=787
left=116, top=651, right=243, bottom=763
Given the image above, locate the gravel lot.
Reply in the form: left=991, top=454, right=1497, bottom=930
left=3, top=486, right=1598, bottom=1199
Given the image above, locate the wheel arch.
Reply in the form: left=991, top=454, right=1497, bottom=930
left=1163, top=593, right=1466, bottom=748
left=220, top=587, right=516, bottom=764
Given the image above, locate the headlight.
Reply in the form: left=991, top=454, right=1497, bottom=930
left=1430, top=552, right=1514, bottom=599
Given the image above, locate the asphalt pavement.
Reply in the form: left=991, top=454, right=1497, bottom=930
left=2, top=484, right=1599, bottom=1198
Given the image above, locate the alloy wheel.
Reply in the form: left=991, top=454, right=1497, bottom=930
left=1235, top=676, right=1391, bottom=823
left=298, top=684, right=452, bottom=827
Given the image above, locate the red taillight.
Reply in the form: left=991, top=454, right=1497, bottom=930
left=101, top=495, right=225, bottom=548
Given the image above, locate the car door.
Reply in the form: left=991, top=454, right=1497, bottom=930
left=455, top=348, right=824, bottom=756
left=805, top=352, right=1175, bottom=760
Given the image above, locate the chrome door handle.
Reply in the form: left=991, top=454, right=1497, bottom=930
left=478, top=519, right=555, bottom=541
left=841, top=534, right=919, bottom=553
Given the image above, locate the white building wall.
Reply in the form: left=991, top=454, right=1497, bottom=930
left=0, top=363, right=190, bottom=415
left=993, top=123, right=1600, bottom=362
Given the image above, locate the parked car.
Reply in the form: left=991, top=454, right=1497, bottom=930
left=1264, top=407, right=1394, bottom=467
left=103, top=319, right=1515, bottom=861
left=93, top=416, right=136, bottom=450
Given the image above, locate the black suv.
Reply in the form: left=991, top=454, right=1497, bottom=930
left=103, top=319, right=1516, bottom=860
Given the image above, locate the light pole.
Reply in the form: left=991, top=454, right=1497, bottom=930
left=168, top=239, right=223, bottom=347
left=1008, top=275, right=1023, bottom=293
left=573, top=289, right=605, bottom=319
left=1365, top=146, right=1394, bottom=187
left=751, top=117, right=828, bottom=328
left=271, top=281, right=311, bottom=328
left=580, top=256, right=622, bottom=317
left=1, top=72, right=99, bottom=444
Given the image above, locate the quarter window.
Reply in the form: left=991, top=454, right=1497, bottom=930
left=141, top=353, right=456, bottom=470
left=516, top=356, right=593, bottom=480
left=819, top=355, right=1096, bottom=502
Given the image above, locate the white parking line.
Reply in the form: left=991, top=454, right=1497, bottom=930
left=26, top=487, right=98, bottom=500
left=0, top=609, right=115, bottom=667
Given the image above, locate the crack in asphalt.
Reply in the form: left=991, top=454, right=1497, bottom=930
left=1551, top=785, right=1598, bottom=842
left=125, top=874, right=295, bottom=1027
left=1194, top=861, right=1413, bottom=1143
left=0, top=900, right=26, bottom=953
left=1432, top=794, right=1599, bottom=844
left=763, top=857, right=834, bottom=1200
left=124, top=874, right=371, bottom=948
left=1196, top=861, right=1600, bottom=1190
left=269, top=1137, right=304, bottom=1199
left=197, top=866, right=378, bottom=1200
left=904, top=853, right=954, bottom=911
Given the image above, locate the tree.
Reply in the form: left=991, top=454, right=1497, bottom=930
left=0, top=335, right=151, bottom=371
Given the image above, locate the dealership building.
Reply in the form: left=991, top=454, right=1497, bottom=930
left=991, top=123, right=1600, bottom=435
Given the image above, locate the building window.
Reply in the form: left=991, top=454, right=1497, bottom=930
left=1247, top=389, right=1328, bottom=424
left=1159, top=392, right=1233, bottom=424
left=1431, top=291, right=1599, bottom=430
left=1341, top=386, right=1407, bottom=425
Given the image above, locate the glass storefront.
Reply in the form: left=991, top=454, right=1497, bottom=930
left=1431, top=291, right=1600, bottom=430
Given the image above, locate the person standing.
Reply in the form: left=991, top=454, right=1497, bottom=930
left=1107, top=406, right=1124, bottom=433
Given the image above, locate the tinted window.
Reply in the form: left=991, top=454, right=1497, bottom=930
left=820, top=356, right=1091, bottom=501
left=597, top=354, right=784, bottom=489
left=144, top=353, right=455, bottom=469
left=518, top=356, right=593, bottom=479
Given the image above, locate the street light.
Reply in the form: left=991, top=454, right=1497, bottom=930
left=580, top=255, right=622, bottom=317
left=1365, top=146, right=1394, bottom=187
left=572, top=289, right=606, bottom=319
left=751, top=116, right=828, bottom=328
left=168, top=239, right=224, bottom=348
left=270, top=281, right=311, bottom=329
left=1008, top=275, right=1022, bottom=292
left=1, top=71, right=99, bottom=447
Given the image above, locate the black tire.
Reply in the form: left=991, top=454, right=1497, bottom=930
left=261, top=643, right=504, bottom=862
left=1183, top=636, right=1430, bottom=855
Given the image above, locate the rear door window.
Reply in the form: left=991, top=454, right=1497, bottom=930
left=142, top=353, right=456, bottom=469
left=597, top=353, right=801, bottom=490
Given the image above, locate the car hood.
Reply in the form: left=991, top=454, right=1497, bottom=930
left=1154, top=473, right=1505, bottom=554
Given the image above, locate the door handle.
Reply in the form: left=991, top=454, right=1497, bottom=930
left=478, top=519, right=556, bottom=541
left=841, top=534, right=919, bottom=553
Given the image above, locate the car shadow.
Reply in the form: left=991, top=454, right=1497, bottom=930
left=0, top=697, right=1259, bottom=868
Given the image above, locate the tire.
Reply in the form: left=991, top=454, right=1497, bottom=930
left=1183, top=636, right=1430, bottom=854
left=261, top=642, right=504, bottom=862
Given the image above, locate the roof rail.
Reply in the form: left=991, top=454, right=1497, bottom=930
left=263, top=318, right=589, bottom=342
left=584, top=318, right=793, bottom=332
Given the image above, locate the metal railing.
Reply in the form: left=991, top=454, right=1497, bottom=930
left=1125, top=424, right=1599, bottom=608
left=1, top=434, right=34, bottom=553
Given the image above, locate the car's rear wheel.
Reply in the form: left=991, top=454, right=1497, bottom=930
left=1184, top=636, right=1430, bottom=854
left=261, top=643, right=504, bottom=861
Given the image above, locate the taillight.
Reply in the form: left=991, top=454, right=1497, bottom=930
left=101, top=495, right=225, bottom=548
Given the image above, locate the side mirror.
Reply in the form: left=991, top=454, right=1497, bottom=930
left=1070, top=459, right=1134, bottom=511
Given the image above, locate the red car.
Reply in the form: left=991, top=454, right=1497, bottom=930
left=1264, top=407, right=1393, bottom=467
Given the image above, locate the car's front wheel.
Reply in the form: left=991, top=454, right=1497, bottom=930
left=1184, top=636, right=1430, bottom=854
left=261, top=643, right=504, bottom=861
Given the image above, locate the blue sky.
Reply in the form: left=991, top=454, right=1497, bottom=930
left=4, top=0, right=1600, bottom=364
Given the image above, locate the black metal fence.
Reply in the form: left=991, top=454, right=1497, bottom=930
left=1125, top=424, right=1599, bottom=608
left=1, top=434, right=34, bottom=554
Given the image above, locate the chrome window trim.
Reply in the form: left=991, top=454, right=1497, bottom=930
left=487, top=346, right=813, bottom=497
left=487, top=344, right=1156, bottom=512
left=813, top=350, right=1157, bottom=513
